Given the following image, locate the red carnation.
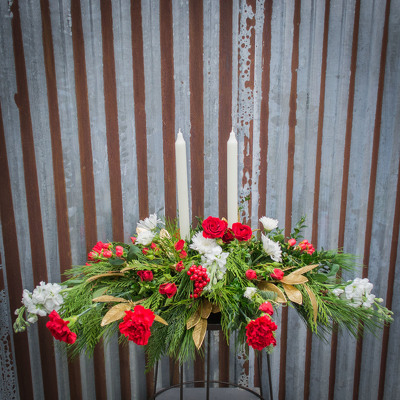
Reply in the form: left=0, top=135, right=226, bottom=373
left=46, top=311, right=77, bottom=344
left=222, top=228, right=235, bottom=243
left=245, top=269, right=257, bottom=280
left=202, top=216, right=228, bottom=239
left=270, top=268, right=284, bottom=280
left=259, top=302, right=274, bottom=316
left=175, top=239, right=185, bottom=251
left=137, top=270, right=153, bottom=281
left=159, top=282, right=177, bottom=298
left=232, top=223, right=252, bottom=241
left=119, top=305, right=155, bottom=345
left=246, top=315, right=277, bottom=350
left=175, top=261, right=185, bottom=272
left=179, top=250, right=187, bottom=259
left=115, top=246, right=124, bottom=257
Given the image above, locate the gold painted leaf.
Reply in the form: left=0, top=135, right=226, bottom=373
left=120, top=260, right=143, bottom=272
left=292, top=264, right=319, bottom=276
left=92, top=295, right=129, bottom=303
left=258, top=282, right=287, bottom=303
left=101, top=303, right=131, bottom=326
left=281, top=274, right=308, bottom=285
left=154, top=314, right=168, bottom=326
left=86, top=273, right=125, bottom=283
left=211, top=303, right=220, bottom=313
left=186, top=311, right=201, bottom=329
left=200, top=300, right=212, bottom=319
left=193, top=318, right=207, bottom=349
left=304, top=284, right=318, bottom=324
left=282, top=283, right=303, bottom=304
left=159, top=229, right=171, bottom=239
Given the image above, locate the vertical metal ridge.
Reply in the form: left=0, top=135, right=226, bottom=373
left=304, top=1, right=331, bottom=399
left=328, top=1, right=361, bottom=398
left=39, top=1, right=83, bottom=398
left=160, top=0, right=177, bottom=221
left=279, top=1, right=301, bottom=399
left=353, top=1, right=391, bottom=398
left=257, top=0, right=272, bottom=223
left=100, top=1, right=130, bottom=398
left=0, top=102, right=34, bottom=399
left=131, top=0, right=149, bottom=220
left=10, top=1, right=59, bottom=398
left=189, top=0, right=204, bottom=226
left=218, top=0, right=233, bottom=221
left=70, top=1, right=107, bottom=399
left=378, top=157, right=400, bottom=399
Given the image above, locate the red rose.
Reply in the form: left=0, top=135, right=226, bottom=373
left=119, top=305, right=155, bottom=345
left=92, top=241, right=110, bottom=254
left=259, top=302, right=274, bottom=316
left=175, top=239, right=185, bottom=251
left=103, top=249, right=112, bottom=258
left=245, top=269, right=257, bottom=280
left=130, top=236, right=136, bottom=244
left=270, top=268, right=284, bottom=280
left=142, top=248, right=149, bottom=255
left=202, top=216, right=228, bottom=239
left=115, top=246, right=124, bottom=257
left=150, top=242, right=157, bottom=250
left=232, top=223, right=252, bottom=241
left=222, top=228, right=235, bottom=243
left=175, top=261, right=184, bottom=272
left=298, top=240, right=315, bottom=255
left=288, top=238, right=296, bottom=247
left=159, top=282, right=177, bottom=298
left=46, top=311, right=77, bottom=344
left=179, top=250, right=187, bottom=259
left=88, top=251, right=97, bottom=261
left=246, top=315, right=277, bottom=350
left=137, top=270, right=153, bottom=281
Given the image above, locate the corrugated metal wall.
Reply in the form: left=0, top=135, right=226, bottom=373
left=0, top=0, right=399, bottom=399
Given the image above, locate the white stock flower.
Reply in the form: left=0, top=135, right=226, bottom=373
left=261, top=234, right=282, bottom=262
left=190, top=232, right=222, bottom=257
left=136, top=230, right=155, bottom=245
left=342, top=278, right=375, bottom=309
left=136, top=213, right=162, bottom=232
left=244, top=287, right=257, bottom=300
left=332, top=288, right=344, bottom=297
left=259, top=217, right=278, bottom=231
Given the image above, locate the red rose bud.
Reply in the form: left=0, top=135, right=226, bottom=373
left=159, top=282, right=177, bottom=298
left=46, top=311, right=77, bottom=344
left=137, top=270, right=153, bottom=281
left=142, top=248, right=149, bottom=255
left=174, top=239, right=185, bottom=251
left=222, top=228, right=235, bottom=243
left=231, top=222, right=252, bottom=241
left=270, top=268, right=284, bottom=280
left=115, top=246, right=124, bottom=257
left=119, top=305, right=155, bottom=345
left=130, top=236, right=136, bottom=244
left=150, top=242, right=157, bottom=250
left=103, top=249, right=112, bottom=258
left=245, top=269, right=257, bottom=280
left=202, top=216, right=228, bottom=239
left=259, top=302, right=274, bottom=316
left=88, top=251, right=96, bottom=261
left=179, top=250, right=187, bottom=259
left=298, top=240, right=315, bottom=255
left=288, top=238, right=296, bottom=247
left=175, top=261, right=184, bottom=272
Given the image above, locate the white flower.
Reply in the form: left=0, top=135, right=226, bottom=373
left=136, top=213, right=162, bottom=232
left=201, top=251, right=229, bottom=288
left=136, top=230, right=155, bottom=245
left=190, top=232, right=222, bottom=257
left=259, top=216, right=278, bottom=231
left=244, top=287, right=257, bottom=300
left=332, top=288, right=344, bottom=297
left=261, top=234, right=282, bottom=262
left=27, top=314, right=38, bottom=323
left=342, top=278, right=376, bottom=309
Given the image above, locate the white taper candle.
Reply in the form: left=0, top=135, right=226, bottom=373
left=227, top=129, right=238, bottom=226
left=175, top=129, right=190, bottom=240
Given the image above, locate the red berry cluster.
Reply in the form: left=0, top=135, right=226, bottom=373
left=187, top=265, right=210, bottom=298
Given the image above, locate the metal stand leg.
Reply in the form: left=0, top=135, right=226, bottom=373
left=266, top=353, right=273, bottom=400
left=153, top=361, right=159, bottom=399
left=206, top=330, right=211, bottom=400
left=258, top=351, right=263, bottom=400
left=180, top=362, right=183, bottom=400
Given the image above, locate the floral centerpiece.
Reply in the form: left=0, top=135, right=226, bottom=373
left=13, top=214, right=393, bottom=368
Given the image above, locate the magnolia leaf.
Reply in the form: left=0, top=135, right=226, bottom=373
left=211, top=303, right=220, bottom=313
left=101, top=303, right=131, bottom=326
left=186, top=311, right=201, bottom=329
left=200, top=300, right=212, bottom=319
left=159, top=229, right=171, bottom=239
left=258, top=282, right=286, bottom=303
left=282, top=283, right=303, bottom=304
left=292, top=264, right=319, bottom=276
left=193, top=318, right=207, bottom=349
left=92, top=295, right=129, bottom=303
left=109, top=258, right=125, bottom=266
left=304, top=284, right=318, bottom=324
left=281, top=274, right=308, bottom=285
left=154, top=314, right=168, bottom=326
left=86, top=273, right=124, bottom=283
